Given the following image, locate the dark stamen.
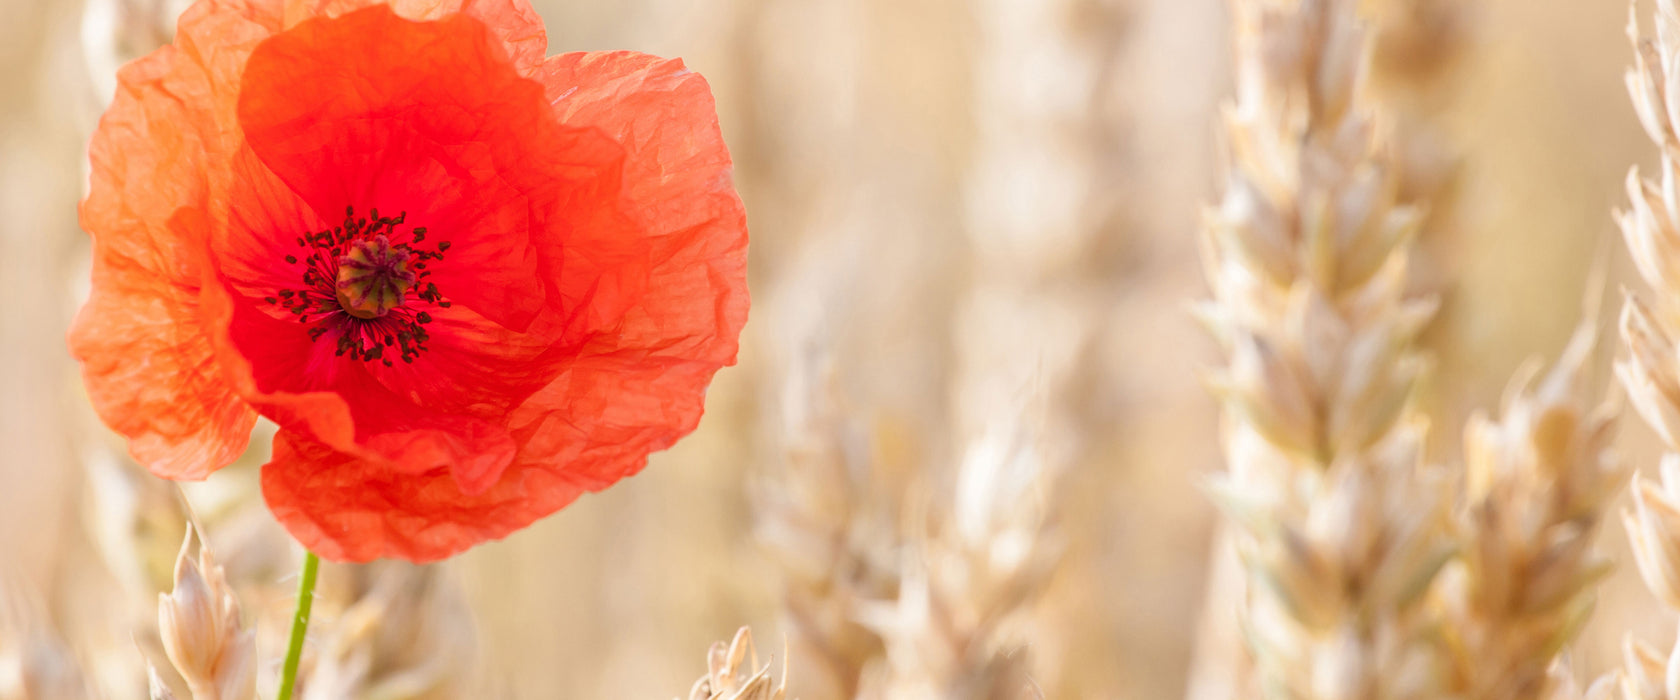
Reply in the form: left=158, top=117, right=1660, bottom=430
left=271, top=206, right=453, bottom=365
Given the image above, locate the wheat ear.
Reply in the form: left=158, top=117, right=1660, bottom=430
left=156, top=526, right=255, bottom=700
left=1196, top=0, right=1456, bottom=696
left=934, top=0, right=1106, bottom=693
left=1434, top=322, right=1622, bottom=699
left=1190, top=1, right=1467, bottom=694
left=149, top=664, right=182, bottom=700
left=1365, top=0, right=1467, bottom=211
left=0, top=584, right=92, bottom=700
left=1601, top=1, right=1680, bottom=697
left=297, top=562, right=474, bottom=700
left=682, top=627, right=790, bottom=700
left=850, top=420, right=1059, bottom=700
left=754, top=354, right=897, bottom=700
left=1538, top=663, right=1619, bottom=700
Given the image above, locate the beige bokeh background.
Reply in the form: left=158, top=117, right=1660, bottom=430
left=0, top=0, right=1662, bottom=697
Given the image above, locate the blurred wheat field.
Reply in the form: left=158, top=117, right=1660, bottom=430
left=0, top=0, right=1670, bottom=698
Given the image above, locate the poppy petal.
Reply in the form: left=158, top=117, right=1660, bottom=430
left=284, top=0, right=547, bottom=72
left=204, top=147, right=563, bottom=490
left=70, top=49, right=256, bottom=479
left=172, top=0, right=284, bottom=153
left=517, top=50, right=749, bottom=483
left=235, top=4, right=620, bottom=332
left=262, top=429, right=581, bottom=562
left=77, top=0, right=748, bottom=563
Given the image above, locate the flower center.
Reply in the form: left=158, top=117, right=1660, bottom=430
left=265, top=206, right=453, bottom=367
left=335, top=236, right=415, bottom=319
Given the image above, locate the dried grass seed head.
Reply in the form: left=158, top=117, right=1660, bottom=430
left=685, top=628, right=789, bottom=700
left=156, top=525, right=254, bottom=700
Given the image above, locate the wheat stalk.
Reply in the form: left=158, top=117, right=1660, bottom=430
left=155, top=526, right=255, bottom=700
left=1194, top=0, right=1459, bottom=697
left=1432, top=323, right=1622, bottom=699
left=753, top=352, right=898, bottom=700
left=758, top=284, right=1073, bottom=700
left=851, top=422, right=1058, bottom=700
left=682, top=627, right=790, bottom=700
left=297, top=563, right=474, bottom=700
left=0, top=584, right=92, bottom=700
left=917, top=0, right=1111, bottom=692
left=1364, top=0, right=1467, bottom=214
left=1596, top=1, right=1680, bottom=697
left=1189, top=2, right=1467, bottom=695
left=1540, top=663, right=1618, bottom=700
left=149, top=664, right=182, bottom=700
left=840, top=0, right=1097, bottom=687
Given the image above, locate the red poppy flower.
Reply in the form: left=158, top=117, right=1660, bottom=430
left=70, top=0, right=748, bottom=562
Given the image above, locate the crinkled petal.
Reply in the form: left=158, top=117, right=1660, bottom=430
left=171, top=0, right=284, bottom=155
left=235, top=4, right=621, bottom=331
left=284, top=0, right=547, bottom=73
left=70, top=45, right=255, bottom=479
left=263, top=429, right=581, bottom=562
left=260, top=49, right=749, bottom=561
left=519, top=50, right=749, bottom=481
left=85, top=0, right=746, bottom=562
left=203, top=145, right=555, bottom=492
left=538, top=51, right=748, bottom=344
left=211, top=7, right=628, bottom=493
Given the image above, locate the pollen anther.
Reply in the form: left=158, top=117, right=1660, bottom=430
left=272, top=206, right=451, bottom=365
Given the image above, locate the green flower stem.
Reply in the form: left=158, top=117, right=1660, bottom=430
left=275, top=550, right=319, bottom=700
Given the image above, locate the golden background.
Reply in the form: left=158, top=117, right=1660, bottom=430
left=0, top=0, right=1658, bottom=697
